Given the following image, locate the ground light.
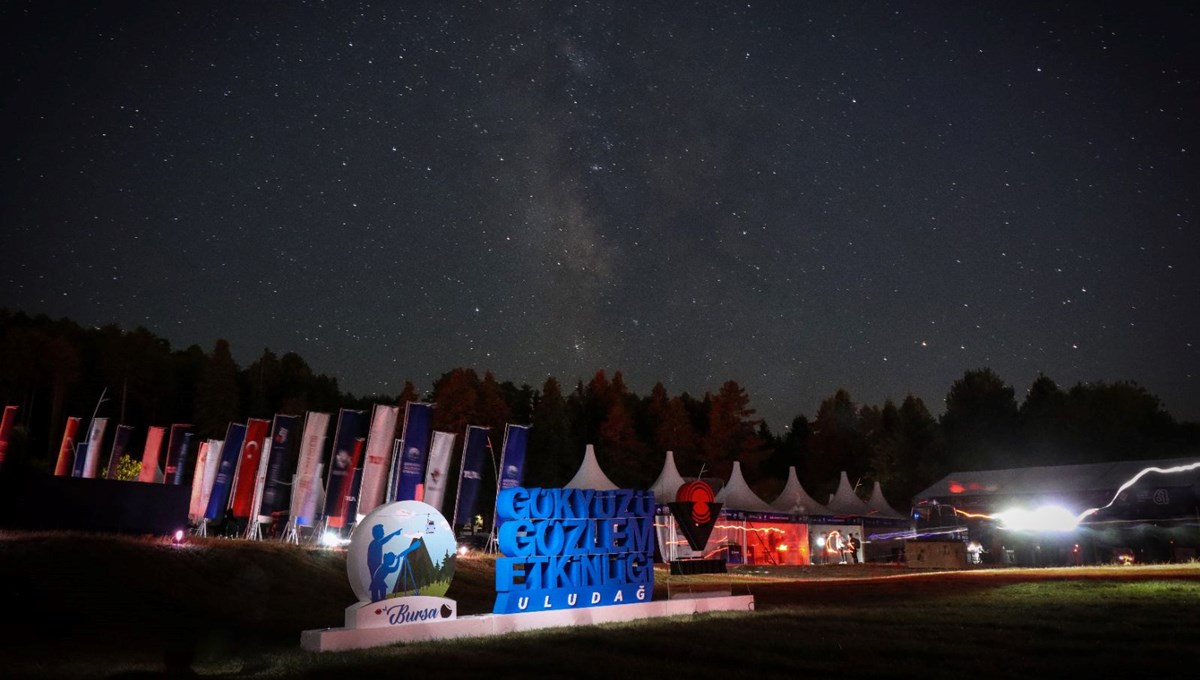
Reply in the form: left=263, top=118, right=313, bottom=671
left=322, top=531, right=351, bottom=548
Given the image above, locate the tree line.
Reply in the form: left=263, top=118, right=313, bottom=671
left=2, top=309, right=1197, bottom=510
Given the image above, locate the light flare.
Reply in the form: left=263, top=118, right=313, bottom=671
left=1077, top=460, right=1200, bottom=521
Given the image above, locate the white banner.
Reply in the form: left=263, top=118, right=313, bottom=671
left=81, top=418, right=109, bottom=479
left=250, top=439, right=273, bottom=522
left=198, top=439, right=223, bottom=518
left=291, top=411, right=331, bottom=526
left=422, top=431, right=456, bottom=512
left=188, top=441, right=210, bottom=522
left=355, top=404, right=400, bottom=519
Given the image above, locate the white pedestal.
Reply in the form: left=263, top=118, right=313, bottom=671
left=301, top=595, right=755, bottom=652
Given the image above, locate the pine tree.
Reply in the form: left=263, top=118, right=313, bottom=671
left=193, top=340, right=240, bottom=439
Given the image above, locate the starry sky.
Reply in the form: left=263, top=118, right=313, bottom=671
left=3, top=1, right=1198, bottom=431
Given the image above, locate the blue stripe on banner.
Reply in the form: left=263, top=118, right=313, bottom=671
left=393, top=402, right=433, bottom=501
left=322, top=409, right=366, bottom=518
left=454, top=426, right=490, bottom=528
left=205, top=423, right=246, bottom=522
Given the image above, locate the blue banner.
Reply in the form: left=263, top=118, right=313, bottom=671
left=71, top=442, right=87, bottom=477
left=104, top=424, right=134, bottom=480
left=172, top=432, right=194, bottom=486
left=453, top=425, right=491, bottom=529
left=322, top=409, right=367, bottom=518
left=497, top=425, right=529, bottom=492
left=392, top=402, right=433, bottom=502
left=204, top=422, right=246, bottom=522
left=261, top=414, right=300, bottom=516
left=493, top=424, right=530, bottom=530
left=163, top=424, right=193, bottom=485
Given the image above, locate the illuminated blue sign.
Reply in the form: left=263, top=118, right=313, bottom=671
left=494, top=487, right=655, bottom=614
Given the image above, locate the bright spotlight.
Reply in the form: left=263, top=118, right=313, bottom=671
left=321, top=531, right=350, bottom=548
left=173, top=529, right=185, bottom=544
left=994, top=505, right=1079, bottom=532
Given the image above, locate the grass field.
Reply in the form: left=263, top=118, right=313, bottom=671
left=3, top=531, right=1199, bottom=678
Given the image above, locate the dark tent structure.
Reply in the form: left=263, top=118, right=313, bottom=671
left=914, top=456, right=1200, bottom=565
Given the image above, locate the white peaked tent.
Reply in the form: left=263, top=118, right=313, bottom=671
left=864, top=481, right=907, bottom=519
left=824, top=471, right=871, bottom=515
left=770, top=466, right=830, bottom=515
left=649, top=450, right=687, bottom=504
left=714, top=461, right=774, bottom=512
left=564, top=444, right=618, bottom=490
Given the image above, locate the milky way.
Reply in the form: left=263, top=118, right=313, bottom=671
left=2, top=1, right=1197, bottom=429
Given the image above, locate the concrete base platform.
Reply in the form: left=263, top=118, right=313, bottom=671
left=301, top=595, right=755, bottom=652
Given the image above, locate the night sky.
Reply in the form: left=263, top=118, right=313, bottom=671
left=3, top=2, right=1198, bottom=431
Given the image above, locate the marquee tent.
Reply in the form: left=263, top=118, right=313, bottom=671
left=714, top=461, right=774, bottom=512
left=564, top=444, right=618, bottom=491
left=863, top=481, right=906, bottom=519
left=824, top=471, right=871, bottom=516
left=770, top=466, right=829, bottom=515
left=649, top=450, right=687, bottom=505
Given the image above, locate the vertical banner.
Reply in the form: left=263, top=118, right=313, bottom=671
left=204, top=423, right=246, bottom=522
left=188, top=441, right=211, bottom=522
left=72, top=443, right=87, bottom=477
left=261, top=414, right=300, bottom=517
left=53, top=416, right=82, bottom=476
left=196, top=439, right=223, bottom=521
left=230, top=418, right=270, bottom=518
left=422, top=431, right=457, bottom=513
left=291, top=411, right=331, bottom=527
left=163, top=424, right=194, bottom=485
left=321, top=409, right=367, bottom=520
left=0, top=405, right=16, bottom=471
left=453, top=425, right=490, bottom=530
left=492, top=424, right=530, bottom=531
left=354, top=404, right=400, bottom=518
left=392, top=402, right=433, bottom=502
left=247, top=438, right=273, bottom=524
left=138, top=426, right=166, bottom=483
left=103, top=424, right=134, bottom=480
left=326, top=438, right=365, bottom=529
left=496, top=424, right=530, bottom=493
left=344, top=462, right=366, bottom=523
left=80, top=417, right=109, bottom=479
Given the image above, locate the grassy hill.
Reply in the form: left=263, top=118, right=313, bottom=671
left=3, top=531, right=1200, bottom=678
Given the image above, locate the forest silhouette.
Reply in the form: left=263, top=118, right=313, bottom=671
left=2, top=308, right=1196, bottom=511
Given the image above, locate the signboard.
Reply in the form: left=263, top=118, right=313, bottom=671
left=343, top=500, right=458, bottom=629
left=493, top=487, right=655, bottom=614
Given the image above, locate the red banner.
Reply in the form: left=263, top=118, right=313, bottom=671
left=138, top=426, right=165, bottom=482
left=53, top=417, right=82, bottom=476
left=0, top=405, right=16, bottom=470
left=230, top=418, right=270, bottom=518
